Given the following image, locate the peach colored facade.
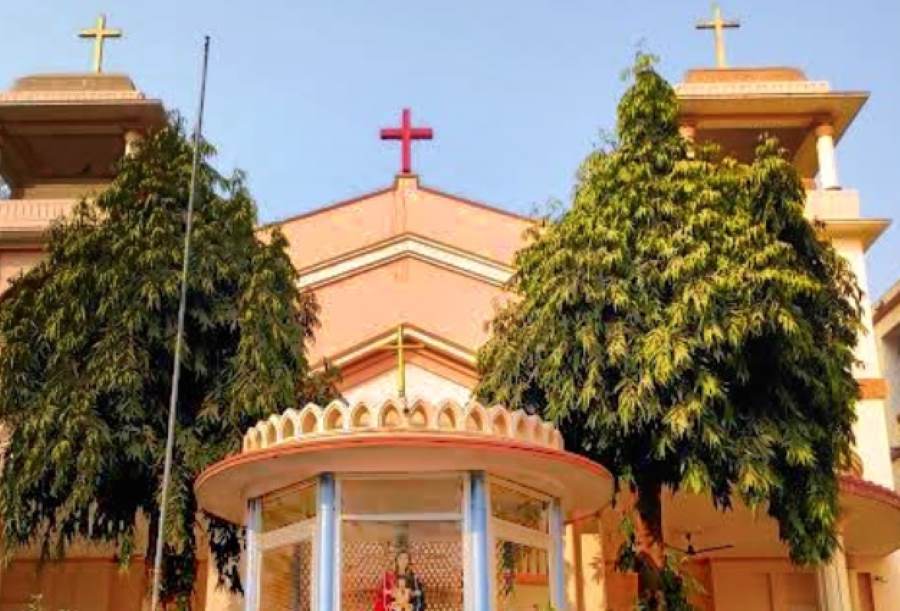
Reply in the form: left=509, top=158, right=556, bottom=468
left=874, top=280, right=900, bottom=492
left=1, top=61, right=900, bottom=611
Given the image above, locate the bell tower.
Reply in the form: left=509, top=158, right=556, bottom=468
left=675, top=66, right=866, bottom=191
left=0, top=15, right=165, bottom=291
left=0, top=73, right=165, bottom=200
left=676, top=8, right=895, bottom=610
left=678, top=5, right=869, bottom=193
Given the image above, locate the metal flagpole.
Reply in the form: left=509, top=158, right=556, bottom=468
left=150, top=35, right=211, bottom=611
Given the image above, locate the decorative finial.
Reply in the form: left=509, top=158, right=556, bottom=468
left=78, top=14, right=122, bottom=73
left=380, top=108, right=434, bottom=175
left=695, top=4, right=740, bottom=68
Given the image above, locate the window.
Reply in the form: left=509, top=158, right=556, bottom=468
left=341, top=476, right=463, bottom=516
left=262, top=482, right=317, bottom=532
left=490, top=479, right=554, bottom=611
left=490, top=482, right=549, bottom=533
left=339, top=475, right=465, bottom=611
left=257, top=481, right=318, bottom=611
left=260, top=540, right=314, bottom=611
left=495, top=540, right=550, bottom=611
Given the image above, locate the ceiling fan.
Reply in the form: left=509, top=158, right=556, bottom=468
left=668, top=532, right=735, bottom=557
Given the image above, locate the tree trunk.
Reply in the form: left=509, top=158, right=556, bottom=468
left=635, top=482, right=666, bottom=606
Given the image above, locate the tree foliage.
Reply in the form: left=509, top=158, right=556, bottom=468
left=477, top=55, right=861, bottom=607
left=0, top=119, right=331, bottom=606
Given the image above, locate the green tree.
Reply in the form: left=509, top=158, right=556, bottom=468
left=477, top=56, right=861, bottom=609
left=0, top=119, right=331, bottom=607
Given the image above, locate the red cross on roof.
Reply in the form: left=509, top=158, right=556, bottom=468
left=380, top=108, right=434, bottom=175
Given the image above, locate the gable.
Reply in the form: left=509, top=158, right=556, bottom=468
left=269, top=174, right=533, bottom=272
left=270, top=175, right=531, bottom=398
left=308, top=255, right=512, bottom=364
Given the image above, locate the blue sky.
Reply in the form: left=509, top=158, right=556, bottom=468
left=2, top=1, right=898, bottom=297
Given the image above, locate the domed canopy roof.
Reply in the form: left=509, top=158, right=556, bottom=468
left=195, top=397, right=615, bottom=524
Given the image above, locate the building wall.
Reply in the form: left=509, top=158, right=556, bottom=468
left=0, top=558, right=148, bottom=611
left=833, top=236, right=896, bottom=489
left=0, top=248, right=43, bottom=294
left=835, top=236, right=881, bottom=379
left=707, top=561, right=818, bottom=611
left=309, top=257, right=508, bottom=363
left=850, top=554, right=900, bottom=611
left=341, top=361, right=471, bottom=407
left=873, top=281, right=900, bottom=492
left=0, top=556, right=210, bottom=611
left=876, top=317, right=900, bottom=425
left=1, top=168, right=898, bottom=611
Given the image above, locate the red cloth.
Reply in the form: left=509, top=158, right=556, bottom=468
left=373, top=572, right=396, bottom=611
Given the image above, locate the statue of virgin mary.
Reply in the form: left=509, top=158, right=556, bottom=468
left=373, top=550, right=426, bottom=611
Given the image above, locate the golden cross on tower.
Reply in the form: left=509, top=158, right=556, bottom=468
left=78, top=14, right=122, bottom=73
left=695, top=4, right=740, bottom=68
left=377, top=324, right=425, bottom=399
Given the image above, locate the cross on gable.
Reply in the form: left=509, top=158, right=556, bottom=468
left=380, top=108, right=434, bottom=175
left=376, top=324, right=425, bottom=399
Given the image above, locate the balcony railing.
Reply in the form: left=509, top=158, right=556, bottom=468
left=0, top=198, right=76, bottom=230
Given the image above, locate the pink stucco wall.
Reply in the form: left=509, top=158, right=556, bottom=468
left=0, top=249, right=43, bottom=295
left=309, top=257, right=510, bottom=363
left=274, top=178, right=531, bottom=272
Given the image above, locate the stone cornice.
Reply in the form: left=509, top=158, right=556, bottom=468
left=0, top=90, right=146, bottom=103
left=0, top=199, right=77, bottom=245
left=675, top=80, right=832, bottom=96
left=296, top=233, right=513, bottom=289
left=321, top=324, right=476, bottom=372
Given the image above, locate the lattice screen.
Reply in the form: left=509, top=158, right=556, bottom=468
left=260, top=540, right=313, bottom=611
left=341, top=538, right=463, bottom=611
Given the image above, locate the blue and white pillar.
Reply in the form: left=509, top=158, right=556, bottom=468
left=469, top=471, right=491, bottom=611
left=550, top=499, right=567, bottom=610
left=317, top=473, right=337, bottom=611
left=243, top=498, right=261, bottom=611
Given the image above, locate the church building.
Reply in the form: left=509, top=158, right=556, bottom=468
left=1, top=10, right=900, bottom=611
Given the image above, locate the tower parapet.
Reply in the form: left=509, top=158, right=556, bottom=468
left=0, top=72, right=164, bottom=202
left=675, top=66, right=867, bottom=191
left=0, top=48, right=165, bottom=291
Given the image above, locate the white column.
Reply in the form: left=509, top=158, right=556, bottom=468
left=581, top=517, right=607, bottom=611
left=679, top=123, right=698, bottom=159
left=550, top=499, right=567, bottom=610
left=566, top=517, right=607, bottom=611
left=816, top=534, right=852, bottom=611
left=816, top=122, right=840, bottom=190
left=0, top=133, right=9, bottom=199
left=678, top=123, right=697, bottom=142
left=124, top=129, right=144, bottom=157
left=316, top=473, right=337, bottom=611
left=469, top=471, right=491, bottom=611
left=243, top=499, right=261, bottom=611
left=565, top=522, right=582, bottom=611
